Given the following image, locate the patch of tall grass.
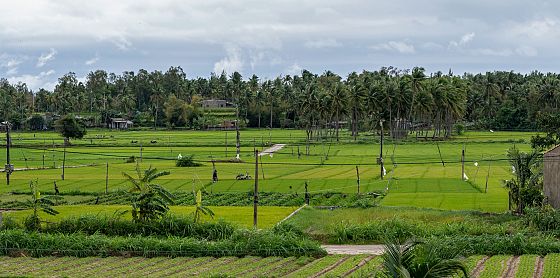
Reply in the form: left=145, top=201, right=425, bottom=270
left=0, top=228, right=326, bottom=258
left=40, top=214, right=237, bottom=240
left=332, top=217, right=527, bottom=244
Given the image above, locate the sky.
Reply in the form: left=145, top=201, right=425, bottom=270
left=0, top=0, right=559, bottom=91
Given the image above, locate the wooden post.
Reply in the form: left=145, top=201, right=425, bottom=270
left=61, top=144, right=66, bottom=180
left=305, top=181, right=309, bottom=205
left=140, top=142, right=143, bottom=162
left=485, top=161, right=491, bottom=193
left=105, top=162, right=109, bottom=194
left=380, top=120, right=384, bottom=180
left=42, top=154, right=45, bottom=169
left=225, top=132, right=228, bottom=158
left=461, top=148, right=465, bottom=181
left=356, top=166, right=360, bottom=194
left=5, top=124, right=11, bottom=185
left=253, top=150, right=259, bottom=228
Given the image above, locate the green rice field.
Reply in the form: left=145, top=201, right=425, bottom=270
left=0, top=129, right=535, bottom=212
left=0, top=253, right=557, bottom=277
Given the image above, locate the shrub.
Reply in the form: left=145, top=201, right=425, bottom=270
left=0, top=228, right=326, bottom=258
left=176, top=155, right=202, bottom=167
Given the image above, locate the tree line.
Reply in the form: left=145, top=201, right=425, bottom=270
left=1, top=66, right=559, bottom=140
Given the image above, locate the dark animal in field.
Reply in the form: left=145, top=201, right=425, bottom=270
left=151, top=140, right=157, bottom=143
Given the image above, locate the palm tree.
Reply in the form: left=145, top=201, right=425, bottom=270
left=329, top=83, right=348, bottom=141
left=381, top=239, right=468, bottom=278
left=347, top=72, right=367, bottom=140
left=123, top=165, right=175, bottom=222
left=504, top=147, right=543, bottom=214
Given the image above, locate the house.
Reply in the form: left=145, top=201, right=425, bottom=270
left=202, top=99, right=234, bottom=108
left=544, top=145, right=560, bottom=208
left=109, top=118, right=133, bottom=129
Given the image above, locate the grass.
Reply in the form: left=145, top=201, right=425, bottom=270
left=6, top=205, right=297, bottom=229
left=285, top=206, right=525, bottom=243
left=0, top=129, right=537, bottom=212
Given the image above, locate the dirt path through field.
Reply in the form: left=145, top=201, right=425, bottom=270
left=322, top=245, right=384, bottom=255
left=259, top=144, right=286, bottom=156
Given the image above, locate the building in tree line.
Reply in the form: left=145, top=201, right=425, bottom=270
left=544, top=145, right=560, bottom=208
left=202, top=99, right=234, bottom=108
left=109, top=118, right=133, bottom=129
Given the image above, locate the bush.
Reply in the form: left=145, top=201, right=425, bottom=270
left=0, top=228, right=326, bottom=258
left=524, top=206, right=560, bottom=233
left=43, top=215, right=236, bottom=240
left=176, top=155, right=202, bottom=167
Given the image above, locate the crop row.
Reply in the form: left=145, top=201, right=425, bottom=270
left=4, top=254, right=560, bottom=277
left=65, top=191, right=382, bottom=207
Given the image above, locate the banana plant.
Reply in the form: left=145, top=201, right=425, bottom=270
left=193, top=190, right=214, bottom=223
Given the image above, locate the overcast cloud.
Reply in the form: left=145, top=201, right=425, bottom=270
left=0, top=0, right=558, bottom=90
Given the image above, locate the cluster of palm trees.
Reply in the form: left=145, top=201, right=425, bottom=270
left=1, top=67, right=560, bottom=137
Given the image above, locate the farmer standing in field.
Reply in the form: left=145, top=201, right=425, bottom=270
left=212, top=168, right=218, bottom=183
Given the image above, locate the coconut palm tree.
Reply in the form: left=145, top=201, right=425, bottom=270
left=329, top=83, right=348, bottom=141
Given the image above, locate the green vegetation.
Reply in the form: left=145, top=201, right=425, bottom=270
left=6, top=205, right=296, bottom=228
left=0, top=228, right=325, bottom=258
left=1, top=254, right=557, bottom=277
left=542, top=254, right=560, bottom=278
left=123, top=165, right=174, bottom=222
left=477, top=255, right=509, bottom=278
left=286, top=206, right=525, bottom=243
left=515, top=255, right=538, bottom=278
left=0, top=129, right=537, bottom=212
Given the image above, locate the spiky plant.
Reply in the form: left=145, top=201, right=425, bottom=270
left=381, top=239, right=468, bottom=278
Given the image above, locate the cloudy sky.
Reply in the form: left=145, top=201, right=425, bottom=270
left=0, top=0, right=559, bottom=90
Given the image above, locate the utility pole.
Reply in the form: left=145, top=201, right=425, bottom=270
left=485, top=161, right=491, bottom=193
left=4, top=122, right=12, bottom=185
left=253, top=150, right=259, bottom=228
left=225, top=132, right=228, bottom=158
left=379, top=120, right=384, bottom=180
left=461, top=147, right=465, bottom=181
left=356, top=166, right=360, bottom=194
left=305, top=181, right=309, bottom=205
left=105, top=162, right=109, bottom=194
left=61, top=144, right=66, bottom=180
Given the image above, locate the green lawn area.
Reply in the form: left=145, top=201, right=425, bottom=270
left=0, top=129, right=537, bottom=212
left=6, top=205, right=296, bottom=228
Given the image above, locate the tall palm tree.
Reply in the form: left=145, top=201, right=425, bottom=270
left=329, top=83, right=348, bottom=141
left=347, top=72, right=366, bottom=140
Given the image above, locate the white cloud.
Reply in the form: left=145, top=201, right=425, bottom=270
left=304, top=39, right=342, bottom=49
left=515, top=46, right=538, bottom=57
left=85, top=55, right=100, bottom=65
left=7, top=70, right=56, bottom=91
left=213, top=45, right=243, bottom=74
left=371, top=41, right=415, bottom=54
left=5, top=67, right=18, bottom=75
left=36, top=48, right=57, bottom=67
left=449, top=32, right=475, bottom=48
left=285, top=62, right=302, bottom=76
left=471, top=48, right=513, bottom=57
left=512, top=18, right=557, bottom=38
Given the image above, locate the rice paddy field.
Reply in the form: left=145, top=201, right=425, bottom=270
left=0, top=129, right=534, bottom=212
left=0, top=253, right=559, bottom=277
left=5, top=205, right=296, bottom=228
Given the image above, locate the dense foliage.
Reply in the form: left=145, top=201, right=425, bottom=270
left=1, top=67, right=556, bottom=137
